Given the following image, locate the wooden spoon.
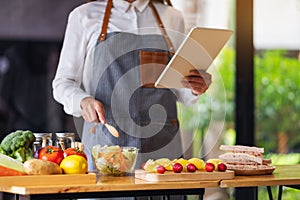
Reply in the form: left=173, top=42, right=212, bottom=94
left=90, top=123, right=120, bottom=138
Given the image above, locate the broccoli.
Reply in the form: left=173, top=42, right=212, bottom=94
left=0, top=147, right=6, bottom=155
left=0, top=130, right=36, bottom=162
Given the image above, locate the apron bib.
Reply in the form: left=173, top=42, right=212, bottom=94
left=82, top=0, right=183, bottom=170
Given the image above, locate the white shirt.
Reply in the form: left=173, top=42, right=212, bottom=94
left=52, top=0, right=198, bottom=117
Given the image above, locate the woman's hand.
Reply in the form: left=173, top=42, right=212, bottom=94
left=182, top=69, right=212, bottom=95
left=80, top=97, right=106, bottom=124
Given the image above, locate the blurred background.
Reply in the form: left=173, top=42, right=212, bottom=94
left=0, top=0, right=86, bottom=141
left=0, top=0, right=300, bottom=199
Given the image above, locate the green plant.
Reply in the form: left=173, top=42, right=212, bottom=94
left=255, top=50, right=300, bottom=153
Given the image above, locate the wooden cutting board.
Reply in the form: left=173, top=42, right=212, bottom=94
left=135, top=170, right=234, bottom=182
left=0, top=173, right=97, bottom=186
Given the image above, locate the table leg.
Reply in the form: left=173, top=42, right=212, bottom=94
left=198, top=188, right=205, bottom=200
left=17, top=194, right=30, bottom=200
left=0, top=193, right=17, bottom=200
left=277, top=186, right=282, bottom=200
left=267, top=186, right=273, bottom=200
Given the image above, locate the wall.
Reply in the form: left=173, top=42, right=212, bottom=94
left=0, top=0, right=86, bottom=41
left=254, top=0, right=300, bottom=50
left=0, top=1, right=86, bottom=138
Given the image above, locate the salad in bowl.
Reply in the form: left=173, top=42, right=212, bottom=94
left=92, top=145, right=138, bottom=176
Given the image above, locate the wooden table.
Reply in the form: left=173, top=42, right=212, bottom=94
left=221, top=165, right=300, bottom=200
left=1, top=165, right=300, bottom=200
left=0, top=174, right=219, bottom=200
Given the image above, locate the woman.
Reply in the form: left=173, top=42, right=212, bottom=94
left=52, top=0, right=211, bottom=171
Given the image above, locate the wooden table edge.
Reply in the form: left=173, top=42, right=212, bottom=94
left=220, top=164, right=300, bottom=188
left=220, top=179, right=300, bottom=188
left=1, top=180, right=220, bottom=195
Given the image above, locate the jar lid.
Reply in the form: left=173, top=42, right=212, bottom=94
left=55, top=132, right=75, bottom=138
left=33, top=133, right=52, bottom=138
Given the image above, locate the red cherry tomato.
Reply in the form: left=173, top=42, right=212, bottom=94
left=64, top=147, right=87, bottom=160
left=38, top=146, right=64, bottom=165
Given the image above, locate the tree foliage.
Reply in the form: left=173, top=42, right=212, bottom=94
left=255, top=50, right=300, bottom=153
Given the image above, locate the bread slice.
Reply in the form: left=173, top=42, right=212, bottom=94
left=219, top=152, right=263, bottom=164
left=220, top=145, right=264, bottom=154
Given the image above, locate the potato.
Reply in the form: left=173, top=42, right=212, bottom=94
left=24, top=159, right=63, bottom=175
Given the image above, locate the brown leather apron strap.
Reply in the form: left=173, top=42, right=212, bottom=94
left=98, top=0, right=113, bottom=42
left=99, top=0, right=175, bottom=54
left=149, top=1, right=175, bottom=54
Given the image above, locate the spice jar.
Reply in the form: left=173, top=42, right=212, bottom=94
left=55, top=132, right=75, bottom=151
left=33, top=133, right=53, bottom=153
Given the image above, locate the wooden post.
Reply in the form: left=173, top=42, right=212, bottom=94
left=235, top=0, right=256, bottom=199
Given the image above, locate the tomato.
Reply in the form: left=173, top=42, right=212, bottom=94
left=64, top=147, right=87, bottom=160
left=38, top=146, right=64, bottom=165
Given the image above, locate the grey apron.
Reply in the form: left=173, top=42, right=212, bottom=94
left=82, top=0, right=183, bottom=171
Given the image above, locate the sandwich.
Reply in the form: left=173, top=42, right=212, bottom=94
left=219, top=145, right=273, bottom=171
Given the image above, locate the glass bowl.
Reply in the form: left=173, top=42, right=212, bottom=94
left=91, top=145, right=138, bottom=176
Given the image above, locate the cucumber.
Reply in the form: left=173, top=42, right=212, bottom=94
left=0, top=153, right=25, bottom=172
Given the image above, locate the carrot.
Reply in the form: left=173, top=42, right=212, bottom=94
left=0, top=165, right=27, bottom=176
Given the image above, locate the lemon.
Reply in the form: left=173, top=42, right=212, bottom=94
left=188, top=158, right=205, bottom=170
left=155, top=158, right=172, bottom=171
left=155, top=158, right=170, bottom=166
left=155, top=158, right=172, bottom=170
left=60, top=155, right=88, bottom=174
left=176, top=158, right=189, bottom=166
left=165, top=164, right=173, bottom=171
left=175, top=158, right=189, bottom=171
left=143, top=159, right=157, bottom=172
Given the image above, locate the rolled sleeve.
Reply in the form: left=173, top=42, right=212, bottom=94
left=52, top=9, right=89, bottom=117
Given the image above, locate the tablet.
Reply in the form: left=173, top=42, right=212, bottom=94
left=154, top=27, right=233, bottom=88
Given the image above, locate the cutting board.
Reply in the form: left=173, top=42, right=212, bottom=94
left=135, top=170, right=234, bottom=182
left=0, top=173, right=97, bottom=186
